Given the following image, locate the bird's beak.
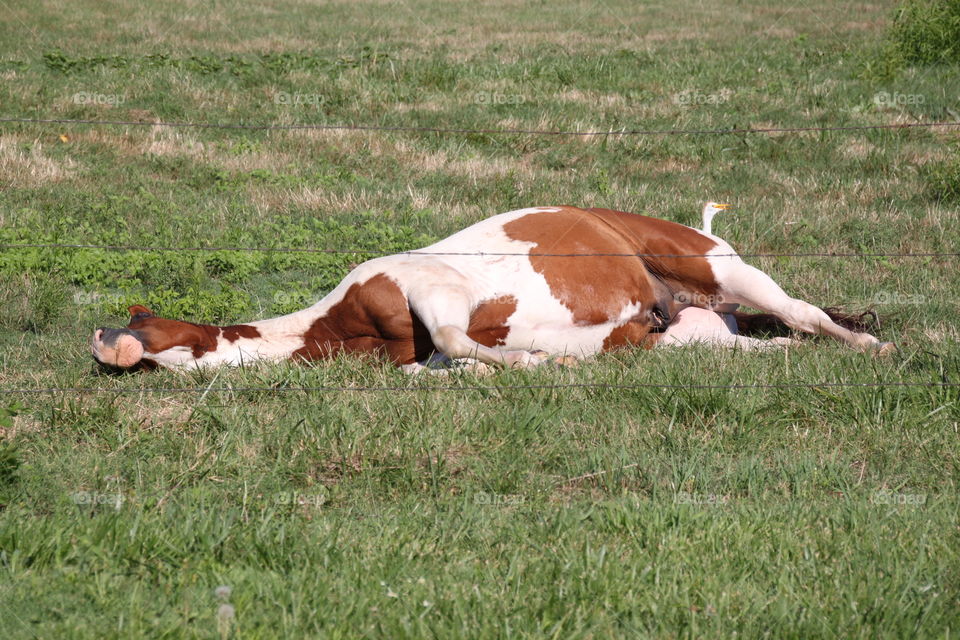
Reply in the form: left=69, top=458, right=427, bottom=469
left=715, top=203, right=731, bottom=210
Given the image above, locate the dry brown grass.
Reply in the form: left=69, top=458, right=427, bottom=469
left=839, top=139, right=876, bottom=159
left=248, top=184, right=380, bottom=214
left=62, top=126, right=304, bottom=176
left=0, top=136, right=77, bottom=187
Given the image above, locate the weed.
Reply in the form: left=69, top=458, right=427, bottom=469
left=889, top=0, right=960, bottom=65
left=922, top=153, right=960, bottom=202
left=0, top=273, right=68, bottom=332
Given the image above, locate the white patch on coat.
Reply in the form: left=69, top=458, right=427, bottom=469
left=379, top=207, right=645, bottom=358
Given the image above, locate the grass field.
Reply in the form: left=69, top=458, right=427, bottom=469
left=1, top=0, right=959, bottom=637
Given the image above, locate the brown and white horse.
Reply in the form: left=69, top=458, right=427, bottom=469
left=91, top=206, right=893, bottom=372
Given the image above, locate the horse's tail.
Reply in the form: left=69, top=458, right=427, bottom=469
left=733, top=307, right=879, bottom=337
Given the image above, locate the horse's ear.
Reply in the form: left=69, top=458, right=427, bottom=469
left=128, top=304, right=155, bottom=320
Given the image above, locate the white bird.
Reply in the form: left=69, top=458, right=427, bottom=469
left=701, top=202, right=731, bottom=235
left=700, top=202, right=736, bottom=334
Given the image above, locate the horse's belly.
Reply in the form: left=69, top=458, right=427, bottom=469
left=501, top=321, right=620, bottom=357
left=657, top=307, right=732, bottom=345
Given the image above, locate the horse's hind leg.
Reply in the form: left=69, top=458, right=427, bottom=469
left=709, top=257, right=895, bottom=353
left=405, top=284, right=546, bottom=369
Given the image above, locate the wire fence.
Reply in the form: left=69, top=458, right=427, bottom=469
left=2, top=114, right=957, bottom=397
left=1, top=242, right=958, bottom=260
left=2, top=380, right=957, bottom=396
left=2, top=116, right=960, bottom=137
left=3, top=117, right=957, bottom=259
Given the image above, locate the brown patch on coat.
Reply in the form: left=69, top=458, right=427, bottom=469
left=467, top=295, right=518, bottom=346
left=294, top=283, right=516, bottom=365
left=292, top=273, right=435, bottom=365
left=583, top=207, right=721, bottom=299
left=504, top=206, right=726, bottom=352
left=502, top=208, right=662, bottom=328
left=222, top=324, right=262, bottom=343
left=602, top=316, right=663, bottom=351
left=127, top=313, right=221, bottom=359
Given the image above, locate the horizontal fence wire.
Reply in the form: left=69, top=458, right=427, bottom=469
left=1, top=243, right=957, bottom=259
left=2, top=381, right=957, bottom=395
left=2, top=117, right=956, bottom=259
left=2, top=116, right=960, bottom=137
left=2, top=116, right=956, bottom=397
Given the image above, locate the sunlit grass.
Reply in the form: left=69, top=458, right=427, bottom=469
left=1, top=0, right=959, bottom=637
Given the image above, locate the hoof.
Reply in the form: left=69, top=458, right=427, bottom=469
left=872, top=341, right=898, bottom=357
left=509, top=350, right=547, bottom=369
left=522, top=350, right=578, bottom=368
left=452, top=359, right=494, bottom=375
left=401, top=363, right=429, bottom=375
left=551, top=355, right=579, bottom=367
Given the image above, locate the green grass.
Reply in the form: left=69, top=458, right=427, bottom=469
left=889, top=0, right=960, bottom=66
left=1, top=0, right=959, bottom=637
